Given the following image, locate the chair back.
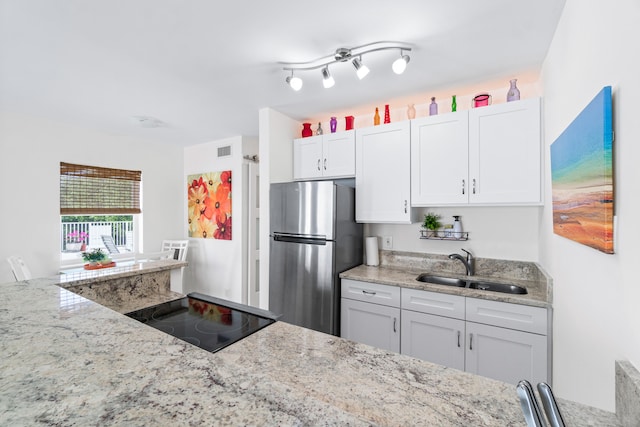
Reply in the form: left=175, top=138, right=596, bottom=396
left=134, top=250, right=174, bottom=263
left=161, top=240, right=189, bottom=261
left=7, top=256, right=32, bottom=281
left=101, top=235, right=120, bottom=254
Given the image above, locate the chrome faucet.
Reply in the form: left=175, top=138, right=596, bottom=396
left=449, top=248, right=475, bottom=276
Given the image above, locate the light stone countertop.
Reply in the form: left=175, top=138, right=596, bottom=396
left=0, top=277, right=619, bottom=426
left=340, top=251, right=553, bottom=308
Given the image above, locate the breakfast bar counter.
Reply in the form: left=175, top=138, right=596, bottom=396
left=0, top=278, right=622, bottom=426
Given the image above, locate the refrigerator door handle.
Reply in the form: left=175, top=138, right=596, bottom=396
left=272, top=233, right=327, bottom=245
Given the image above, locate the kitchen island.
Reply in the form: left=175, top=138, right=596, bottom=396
left=0, top=277, right=621, bottom=426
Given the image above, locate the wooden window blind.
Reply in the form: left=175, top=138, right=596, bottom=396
left=60, top=162, right=141, bottom=214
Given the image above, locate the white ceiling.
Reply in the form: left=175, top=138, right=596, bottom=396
left=0, top=0, right=565, bottom=146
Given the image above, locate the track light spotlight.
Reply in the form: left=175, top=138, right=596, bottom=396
left=286, top=73, right=303, bottom=91
left=352, top=57, right=370, bottom=80
left=321, top=67, right=335, bottom=89
left=392, top=51, right=410, bottom=74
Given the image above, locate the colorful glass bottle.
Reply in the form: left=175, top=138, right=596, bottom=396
left=407, top=104, right=416, bottom=119
left=330, top=117, right=337, bottom=133
left=429, top=97, right=438, bottom=116
left=451, top=95, right=457, bottom=112
left=384, top=104, right=390, bottom=124
left=507, top=79, right=521, bottom=102
left=374, top=108, right=380, bottom=125
left=301, top=123, right=313, bottom=138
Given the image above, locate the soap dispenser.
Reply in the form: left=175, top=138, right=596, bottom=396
left=452, top=216, right=463, bottom=239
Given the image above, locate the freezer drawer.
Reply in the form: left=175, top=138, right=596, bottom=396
left=269, top=238, right=336, bottom=335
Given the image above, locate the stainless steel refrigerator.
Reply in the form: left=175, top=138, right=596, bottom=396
left=269, top=181, right=363, bottom=336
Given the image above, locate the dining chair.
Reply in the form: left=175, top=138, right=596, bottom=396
left=7, top=256, right=32, bottom=281
left=134, top=250, right=174, bottom=262
left=161, top=240, right=189, bottom=261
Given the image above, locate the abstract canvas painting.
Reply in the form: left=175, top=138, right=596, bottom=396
left=550, top=86, right=613, bottom=254
left=187, top=171, right=232, bottom=240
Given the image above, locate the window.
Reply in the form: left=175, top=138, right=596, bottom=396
left=60, top=162, right=141, bottom=264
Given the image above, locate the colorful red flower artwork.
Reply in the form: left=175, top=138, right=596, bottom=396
left=187, top=171, right=232, bottom=240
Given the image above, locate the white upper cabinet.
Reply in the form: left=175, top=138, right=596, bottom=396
left=411, top=112, right=469, bottom=205
left=355, top=122, right=413, bottom=223
left=293, top=130, right=355, bottom=180
left=293, top=134, right=323, bottom=180
left=468, top=97, right=542, bottom=205
left=410, top=98, right=542, bottom=206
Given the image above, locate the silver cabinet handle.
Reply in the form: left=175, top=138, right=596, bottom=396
left=462, top=179, right=465, bottom=195
left=393, top=317, right=397, bottom=333
left=404, top=200, right=407, bottom=213
left=469, top=333, right=473, bottom=350
left=317, top=159, right=321, bottom=171
left=457, top=330, right=461, bottom=348
left=323, top=158, right=327, bottom=170
left=472, top=178, right=477, bottom=194
left=362, top=290, right=377, bottom=295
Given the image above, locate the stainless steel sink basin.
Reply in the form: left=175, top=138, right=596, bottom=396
left=415, top=274, right=467, bottom=287
left=468, top=281, right=528, bottom=294
left=415, top=274, right=528, bottom=295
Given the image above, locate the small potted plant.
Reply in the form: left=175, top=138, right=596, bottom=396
left=422, top=212, right=442, bottom=237
left=81, top=248, right=111, bottom=266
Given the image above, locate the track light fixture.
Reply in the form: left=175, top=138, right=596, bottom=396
left=281, top=41, right=412, bottom=90
left=392, top=50, right=411, bottom=75
left=285, top=71, right=303, bottom=91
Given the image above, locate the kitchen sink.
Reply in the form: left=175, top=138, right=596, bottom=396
left=415, top=274, right=528, bottom=295
left=467, top=281, right=528, bottom=295
left=415, top=274, right=467, bottom=287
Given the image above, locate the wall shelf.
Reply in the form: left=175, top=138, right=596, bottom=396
left=419, top=229, right=469, bottom=241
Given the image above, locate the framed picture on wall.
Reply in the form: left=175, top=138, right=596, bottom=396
left=550, top=86, right=613, bottom=254
left=187, top=170, right=232, bottom=240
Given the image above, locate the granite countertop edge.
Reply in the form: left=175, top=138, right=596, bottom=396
left=340, top=264, right=551, bottom=308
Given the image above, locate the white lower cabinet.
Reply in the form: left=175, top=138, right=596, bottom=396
left=401, top=310, right=465, bottom=370
left=341, top=298, right=400, bottom=353
left=341, top=280, right=550, bottom=385
left=465, top=321, right=548, bottom=386
left=340, top=279, right=401, bottom=353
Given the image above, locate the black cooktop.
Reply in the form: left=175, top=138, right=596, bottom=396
left=126, top=292, right=277, bottom=353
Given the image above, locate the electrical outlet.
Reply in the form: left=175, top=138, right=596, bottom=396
left=382, top=236, right=393, bottom=250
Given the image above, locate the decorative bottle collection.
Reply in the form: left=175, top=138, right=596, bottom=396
left=429, top=97, right=438, bottom=115
left=304, top=77, right=521, bottom=137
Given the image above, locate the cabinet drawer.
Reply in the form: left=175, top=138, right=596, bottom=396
left=341, top=279, right=400, bottom=308
left=401, top=288, right=465, bottom=320
left=466, top=298, right=547, bottom=335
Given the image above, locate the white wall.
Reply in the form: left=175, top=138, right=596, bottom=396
left=183, top=136, right=257, bottom=303
left=0, top=111, right=183, bottom=283
left=368, top=206, right=541, bottom=261
left=539, top=0, right=640, bottom=411
left=258, top=108, right=299, bottom=309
